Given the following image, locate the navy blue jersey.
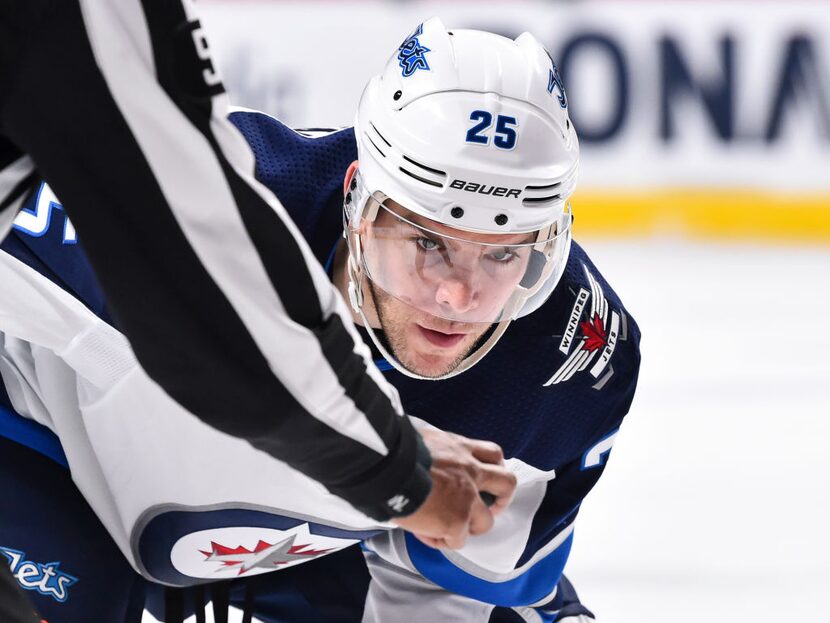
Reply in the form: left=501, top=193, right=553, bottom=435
left=228, top=112, right=641, bottom=610
left=0, top=110, right=640, bottom=620
left=229, top=114, right=640, bottom=464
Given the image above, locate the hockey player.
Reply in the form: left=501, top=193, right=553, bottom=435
left=0, top=19, right=640, bottom=623
left=208, top=21, right=641, bottom=621
left=0, top=1, right=507, bottom=579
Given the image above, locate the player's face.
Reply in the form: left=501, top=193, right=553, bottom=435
left=360, top=201, right=533, bottom=377
left=366, top=277, right=490, bottom=377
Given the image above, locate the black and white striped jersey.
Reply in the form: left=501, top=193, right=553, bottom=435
left=0, top=0, right=430, bottom=521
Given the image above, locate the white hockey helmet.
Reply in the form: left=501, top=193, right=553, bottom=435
left=345, top=17, right=578, bottom=379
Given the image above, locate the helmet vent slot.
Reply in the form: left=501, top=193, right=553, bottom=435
left=402, top=155, right=447, bottom=179
left=522, top=194, right=561, bottom=206
left=370, top=123, right=392, bottom=147
left=366, top=134, right=386, bottom=158
left=398, top=167, right=443, bottom=188
left=523, top=181, right=562, bottom=206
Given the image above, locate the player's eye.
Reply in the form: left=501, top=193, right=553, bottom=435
left=487, top=248, right=518, bottom=263
left=415, top=236, right=441, bottom=252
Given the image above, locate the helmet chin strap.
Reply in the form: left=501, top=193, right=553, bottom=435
left=346, top=254, right=515, bottom=381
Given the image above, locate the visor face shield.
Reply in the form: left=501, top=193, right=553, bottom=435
left=353, top=196, right=571, bottom=324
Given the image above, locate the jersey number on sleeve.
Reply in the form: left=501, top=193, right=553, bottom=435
left=12, top=182, right=77, bottom=244
left=581, top=429, right=618, bottom=470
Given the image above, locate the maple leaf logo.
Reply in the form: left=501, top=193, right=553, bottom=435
left=543, top=264, right=623, bottom=388
left=580, top=313, right=607, bottom=352
left=200, top=535, right=333, bottom=575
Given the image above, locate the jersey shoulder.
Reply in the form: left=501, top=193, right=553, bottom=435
left=514, top=238, right=641, bottom=392
left=228, top=109, right=356, bottom=264
left=1, top=182, right=110, bottom=323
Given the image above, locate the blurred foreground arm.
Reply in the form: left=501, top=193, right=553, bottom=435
left=0, top=0, right=507, bottom=531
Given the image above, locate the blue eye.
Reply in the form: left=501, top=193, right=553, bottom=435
left=488, top=249, right=516, bottom=263
left=416, top=237, right=440, bottom=251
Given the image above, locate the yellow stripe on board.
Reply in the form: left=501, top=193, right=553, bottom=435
left=571, top=190, right=830, bottom=242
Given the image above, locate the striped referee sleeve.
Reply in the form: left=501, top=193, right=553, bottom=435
left=0, top=138, right=35, bottom=240
left=0, top=0, right=430, bottom=520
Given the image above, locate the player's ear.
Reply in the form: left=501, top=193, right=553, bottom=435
left=343, top=160, right=359, bottom=197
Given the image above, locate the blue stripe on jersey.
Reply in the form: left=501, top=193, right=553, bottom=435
left=404, top=530, right=573, bottom=607
left=323, top=239, right=339, bottom=275
left=0, top=405, right=68, bottom=469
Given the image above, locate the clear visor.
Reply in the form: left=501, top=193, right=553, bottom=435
left=352, top=195, right=572, bottom=324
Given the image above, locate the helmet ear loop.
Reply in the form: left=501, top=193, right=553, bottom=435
left=345, top=224, right=366, bottom=313
left=344, top=184, right=366, bottom=313
left=345, top=199, right=385, bottom=320
left=518, top=224, right=558, bottom=293
left=504, top=223, right=562, bottom=321
left=347, top=226, right=389, bottom=332
left=343, top=220, right=408, bottom=372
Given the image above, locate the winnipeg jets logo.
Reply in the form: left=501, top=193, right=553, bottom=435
left=1, top=546, right=78, bottom=603
left=398, top=23, right=431, bottom=77
left=547, top=65, right=568, bottom=109
left=580, top=314, right=608, bottom=353
left=171, top=525, right=361, bottom=580
left=201, top=534, right=332, bottom=576
left=543, top=47, right=568, bottom=109
left=544, top=264, right=624, bottom=387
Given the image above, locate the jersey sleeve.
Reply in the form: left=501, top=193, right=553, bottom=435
left=0, top=0, right=429, bottom=521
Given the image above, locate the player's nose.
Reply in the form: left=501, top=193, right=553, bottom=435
left=435, top=273, right=480, bottom=315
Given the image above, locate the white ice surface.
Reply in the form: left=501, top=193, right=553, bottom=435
left=565, top=238, right=830, bottom=622
left=144, top=239, right=830, bottom=622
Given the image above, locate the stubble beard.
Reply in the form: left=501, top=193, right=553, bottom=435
left=367, top=281, right=483, bottom=378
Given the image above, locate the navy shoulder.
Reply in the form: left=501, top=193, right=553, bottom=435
left=228, top=109, right=356, bottom=265
left=502, top=239, right=641, bottom=468
left=1, top=182, right=111, bottom=324
left=520, top=239, right=641, bottom=406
